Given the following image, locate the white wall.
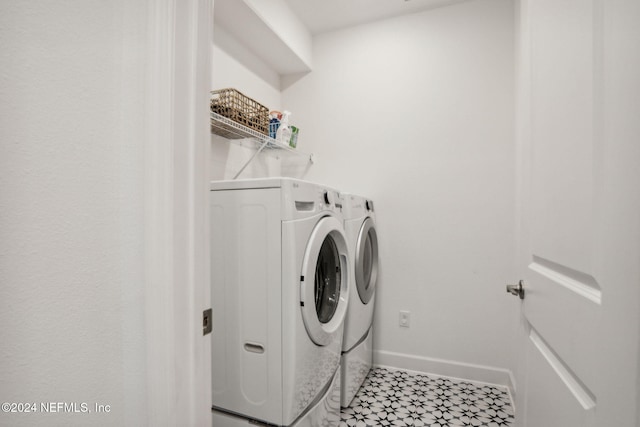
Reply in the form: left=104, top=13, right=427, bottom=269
left=212, top=26, right=283, bottom=109
left=0, top=2, right=146, bottom=425
left=211, top=24, right=314, bottom=181
left=211, top=27, right=289, bottom=180
left=0, top=1, right=212, bottom=426
left=244, top=0, right=313, bottom=69
left=282, top=0, right=518, bottom=384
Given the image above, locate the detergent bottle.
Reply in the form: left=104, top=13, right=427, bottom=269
left=276, top=110, right=292, bottom=146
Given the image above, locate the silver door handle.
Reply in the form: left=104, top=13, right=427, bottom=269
left=506, top=280, right=525, bottom=299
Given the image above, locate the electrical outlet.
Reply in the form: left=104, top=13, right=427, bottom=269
left=399, top=310, right=411, bottom=328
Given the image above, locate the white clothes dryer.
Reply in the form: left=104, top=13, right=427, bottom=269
left=210, top=178, right=350, bottom=427
left=340, top=194, right=378, bottom=408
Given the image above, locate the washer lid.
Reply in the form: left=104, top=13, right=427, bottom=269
left=355, top=217, right=378, bottom=305
left=300, top=216, right=349, bottom=346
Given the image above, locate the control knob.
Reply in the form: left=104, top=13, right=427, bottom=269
left=323, top=191, right=333, bottom=206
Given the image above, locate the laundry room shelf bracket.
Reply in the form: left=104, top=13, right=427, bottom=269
left=210, top=111, right=314, bottom=179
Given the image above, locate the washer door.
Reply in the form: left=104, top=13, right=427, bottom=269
left=300, top=216, right=349, bottom=346
left=355, top=217, right=378, bottom=305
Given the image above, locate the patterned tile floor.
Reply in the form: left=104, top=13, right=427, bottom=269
left=340, top=367, right=514, bottom=427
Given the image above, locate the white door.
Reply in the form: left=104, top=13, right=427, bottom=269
left=514, top=0, right=640, bottom=426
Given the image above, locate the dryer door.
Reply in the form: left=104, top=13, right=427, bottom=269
left=300, top=216, right=349, bottom=346
left=355, top=217, right=378, bottom=304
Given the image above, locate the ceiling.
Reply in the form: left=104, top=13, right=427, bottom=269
left=283, top=0, right=471, bottom=35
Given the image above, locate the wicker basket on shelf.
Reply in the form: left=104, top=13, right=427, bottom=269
left=210, top=88, right=269, bottom=139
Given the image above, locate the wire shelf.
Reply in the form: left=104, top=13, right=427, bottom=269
left=210, top=111, right=313, bottom=179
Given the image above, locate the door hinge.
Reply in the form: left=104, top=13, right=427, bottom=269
left=203, top=308, right=212, bottom=335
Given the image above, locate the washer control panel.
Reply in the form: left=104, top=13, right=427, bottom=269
left=319, top=189, right=342, bottom=213
left=288, top=179, right=343, bottom=217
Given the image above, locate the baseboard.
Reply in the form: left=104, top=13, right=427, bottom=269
left=373, top=350, right=516, bottom=398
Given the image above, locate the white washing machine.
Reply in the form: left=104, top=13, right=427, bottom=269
left=210, top=178, right=350, bottom=427
left=340, top=194, right=378, bottom=408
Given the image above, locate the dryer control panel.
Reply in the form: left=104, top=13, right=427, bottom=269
left=365, top=200, right=374, bottom=212
left=282, top=179, right=343, bottom=221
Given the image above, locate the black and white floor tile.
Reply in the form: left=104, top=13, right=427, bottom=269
left=340, top=367, right=514, bottom=427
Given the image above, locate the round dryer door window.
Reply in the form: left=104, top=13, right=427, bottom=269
left=315, top=236, right=341, bottom=323
left=300, top=216, right=349, bottom=346
left=355, top=217, right=378, bottom=305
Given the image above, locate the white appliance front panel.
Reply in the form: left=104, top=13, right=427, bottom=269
left=340, top=326, right=373, bottom=408
left=281, top=217, right=344, bottom=424
left=342, top=215, right=376, bottom=351
left=210, top=188, right=283, bottom=423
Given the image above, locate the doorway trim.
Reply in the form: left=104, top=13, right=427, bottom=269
left=143, top=0, right=213, bottom=425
